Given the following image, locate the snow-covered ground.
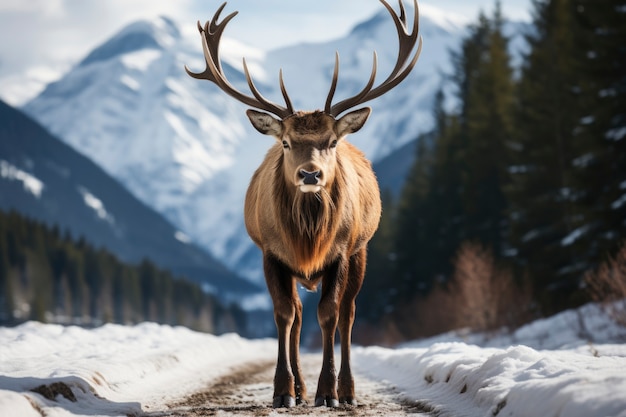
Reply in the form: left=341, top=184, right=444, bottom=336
left=1, top=303, right=625, bottom=416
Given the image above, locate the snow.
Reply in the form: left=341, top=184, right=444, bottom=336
left=612, top=193, right=626, bottom=210
left=77, top=186, right=115, bottom=224
left=0, top=322, right=276, bottom=417
left=614, top=181, right=626, bottom=209
left=355, top=343, right=626, bottom=417
left=561, top=224, right=590, bottom=247
left=174, top=230, right=191, bottom=243
left=417, top=4, right=469, bottom=31
left=1, top=303, right=625, bottom=417
left=0, top=159, right=44, bottom=198
left=119, top=49, right=162, bottom=71
left=607, top=126, right=626, bottom=141
left=120, top=75, right=140, bottom=91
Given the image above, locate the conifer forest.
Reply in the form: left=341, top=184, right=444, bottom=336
left=357, top=0, right=626, bottom=341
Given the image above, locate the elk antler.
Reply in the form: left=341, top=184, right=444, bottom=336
left=184, top=3, right=294, bottom=119
left=324, top=0, right=423, bottom=117
left=186, top=1, right=422, bottom=120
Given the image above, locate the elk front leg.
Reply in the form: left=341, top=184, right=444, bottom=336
left=315, top=258, right=347, bottom=407
left=263, top=253, right=297, bottom=408
left=290, top=295, right=307, bottom=404
left=338, top=248, right=366, bottom=406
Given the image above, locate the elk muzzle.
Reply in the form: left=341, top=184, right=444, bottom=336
left=298, top=169, right=323, bottom=193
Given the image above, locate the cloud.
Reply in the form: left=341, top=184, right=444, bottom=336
left=0, top=0, right=197, bottom=103
left=0, top=0, right=195, bottom=75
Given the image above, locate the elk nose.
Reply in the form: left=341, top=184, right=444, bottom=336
left=299, top=169, right=321, bottom=185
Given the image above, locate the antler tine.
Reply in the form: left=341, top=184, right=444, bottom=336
left=184, top=2, right=294, bottom=119
left=242, top=59, right=294, bottom=117
left=324, top=52, right=340, bottom=114
left=205, top=3, right=237, bottom=75
left=328, top=0, right=422, bottom=117
left=382, top=0, right=419, bottom=75
left=398, top=0, right=407, bottom=26
left=325, top=52, right=378, bottom=115
left=209, top=2, right=230, bottom=35
left=279, top=69, right=295, bottom=114
left=184, top=3, right=238, bottom=81
left=183, top=21, right=217, bottom=80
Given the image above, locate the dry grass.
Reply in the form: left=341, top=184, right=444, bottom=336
left=584, top=243, right=626, bottom=326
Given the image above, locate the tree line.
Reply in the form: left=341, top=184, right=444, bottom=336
left=0, top=209, right=245, bottom=334
left=358, top=0, right=625, bottom=342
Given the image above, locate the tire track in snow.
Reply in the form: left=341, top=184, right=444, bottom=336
left=164, top=354, right=435, bottom=416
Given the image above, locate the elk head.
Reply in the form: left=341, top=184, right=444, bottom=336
left=246, top=109, right=371, bottom=194
left=184, top=0, right=423, bottom=193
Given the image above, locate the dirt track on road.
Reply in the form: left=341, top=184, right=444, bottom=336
left=163, top=354, right=434, bottom=416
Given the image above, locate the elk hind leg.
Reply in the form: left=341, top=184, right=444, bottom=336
left=314, top=259, right=345, bottom=407
left=338, top=248, right=366, bottom=406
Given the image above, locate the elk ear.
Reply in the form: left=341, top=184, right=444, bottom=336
left=335, top=107, right=371, bottom=138
left=246, top=109, right=283, bottom=137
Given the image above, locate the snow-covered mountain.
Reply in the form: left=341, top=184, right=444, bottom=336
left=21, top=6, right=471, bottom=283
left=0, top=100, right=258, bottom=298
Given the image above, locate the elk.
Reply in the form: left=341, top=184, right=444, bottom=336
left=185, top=0, right=422, bottom=409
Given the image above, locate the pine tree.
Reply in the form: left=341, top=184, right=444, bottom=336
left=360, top=189, right=397, bottom=321
left=460, top=4, right=515, bottom=254
left=139, top=259, right=157, bottom=321
left=507, top=0, right=588, bottom=312
left=0, top=232, right=15, bottom=323
left=65, top=246, right=87, bottom=319
left=394, top=131, right=438, bottom=297
left=569, top=0, right=626, bottom=264
left=84, top=250, right=102, bottom=320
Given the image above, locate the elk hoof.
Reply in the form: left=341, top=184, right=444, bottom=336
left=272, top=395, right=296, bottom=408
left=340, top=397, right=358, bottom=406
left=315, top=396, right=339, bottom=407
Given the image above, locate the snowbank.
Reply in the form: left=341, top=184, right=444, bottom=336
left=0, top=303, right=625, bottom=416
left=0, top=322, right=276, bottom=416
left=354, top=303, right=626, bottom=417
left=354, top=343, right=626, bottom=417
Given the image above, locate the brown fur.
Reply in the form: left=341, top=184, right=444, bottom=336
left=285, top=110, right=329, bottom=133
left=245, top=119, right=380, bottom=283
left=244, top=110, right=381, bottom=407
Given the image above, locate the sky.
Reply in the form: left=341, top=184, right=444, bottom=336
left=0, top=0, right=532, bottom=105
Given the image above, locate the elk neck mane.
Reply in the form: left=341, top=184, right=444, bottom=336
left=272, top=150, right=347, bottom=277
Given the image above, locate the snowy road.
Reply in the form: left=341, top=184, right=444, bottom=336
left=1, top=303, right=625, bottom=417
left=164, top=355, right=432, bottom=416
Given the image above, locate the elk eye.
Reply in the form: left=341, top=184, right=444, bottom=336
left=330, top=140, right=338, bottom=149
left=282, top=140, right=290, bottom=149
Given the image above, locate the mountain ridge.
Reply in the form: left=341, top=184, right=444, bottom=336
left=0, top=99, right=259, bottom=298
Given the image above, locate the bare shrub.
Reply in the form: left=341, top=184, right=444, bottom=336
left=449, top=242, right=532, bottom=332
left=395, top=284, right=461, bottom=339
left=388, top=242, right=533, bottom=341
left=353, top=318, right=405, bottom=347
left=584, top=243, right=626, bottom=326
